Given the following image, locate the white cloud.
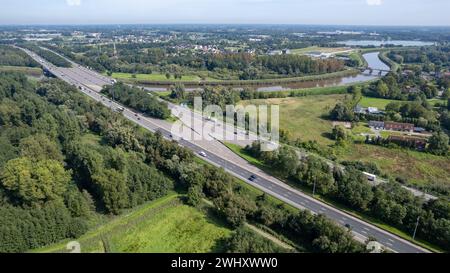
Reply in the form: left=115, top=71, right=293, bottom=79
left=366, top=0, right=383, bottom=6
left=66, top=0, right=82, bottom=6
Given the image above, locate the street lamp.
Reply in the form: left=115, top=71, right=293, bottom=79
left=412, top=216, right=420, bottom=240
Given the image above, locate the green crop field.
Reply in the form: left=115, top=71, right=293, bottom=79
left=33, top=194, right=231, bottom=253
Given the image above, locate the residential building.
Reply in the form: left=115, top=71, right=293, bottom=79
left=385, top=122, right=414, bottom=132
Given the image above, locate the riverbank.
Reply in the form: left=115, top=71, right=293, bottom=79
left=117, top=68, right=359, bottom=87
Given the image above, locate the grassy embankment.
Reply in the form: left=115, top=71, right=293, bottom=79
left=33, top=194, right=232, bottom=253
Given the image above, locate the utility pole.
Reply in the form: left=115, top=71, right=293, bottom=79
left=412, top=216, right=420, bottom=240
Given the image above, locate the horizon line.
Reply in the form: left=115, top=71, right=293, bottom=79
left=1, top=23, right=450, bottom=28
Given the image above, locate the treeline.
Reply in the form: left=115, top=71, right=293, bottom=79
left=19, top=44, right=72, bottom=68
left=244, top=141, right=450, bottom=251
left=364, top=72, right=441, bottom=100
left=101, top=83, right=170, bottom=119
left=46, top=43, right=345, bottom=79
left=0, top=45, right=39, bottom=67
left=258, top=54, right=345, bottom=76
left=388, top=46, right=450, bottom=70
left=170, top=85, right=348, bottom=111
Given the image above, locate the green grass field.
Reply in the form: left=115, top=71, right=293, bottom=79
left=34, top=194, right=232, bottom=253
left=358, top=96, right=396, bottom=110
left=239, top=94, right=347, bottom=145
left=335, top=144, right=450, bottom=187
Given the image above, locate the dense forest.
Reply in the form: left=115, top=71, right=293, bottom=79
left=101, top=83, right=170, bottom=119
left=0, top=72, right=367, bottom=253
left=0, top=45, right=40, bottom=67
left=388, top=46, right=450, bottom=71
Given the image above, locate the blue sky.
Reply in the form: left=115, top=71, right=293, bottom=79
left=0, top=0, right=449, bottom=26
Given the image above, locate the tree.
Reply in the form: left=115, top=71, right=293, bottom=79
left=428, top=131, right=449, bottom=156
left=1, top=157, right=71, bottom=206
left=170, top=83, right=186, bottom=100
left=273, top=146, right=299, bottom=178
left=330, top=102, right=354, bottom=121
left=376, top=81, right=389, bottom=98
left=334, top=167, right=374, bottom=211
left=332, top=125, right=348, bottom=142
left=186, top=185, right=204, bottom=207
left=19, top=134, right=64, bottom=162
left=92, top=169, right=129, bottom=215
left=297, top=156, right=336, bottom=195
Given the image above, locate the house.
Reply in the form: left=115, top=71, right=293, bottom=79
left=385, top=122, right=414, bottom=132
left=369, top=121, right=385, bottom=129
left=355, top=105, right=384, bottom=116
left=367, top=107, right=381, bottom=114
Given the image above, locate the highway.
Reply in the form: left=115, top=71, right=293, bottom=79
left=19, top=47, right=431, bottom=253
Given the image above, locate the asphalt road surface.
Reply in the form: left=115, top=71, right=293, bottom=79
left=19, top=47, right=431, bottom=253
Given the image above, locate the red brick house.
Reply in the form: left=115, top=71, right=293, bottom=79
left=384, top=122, right=414, bottom=132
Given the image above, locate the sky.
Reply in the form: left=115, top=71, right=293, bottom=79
left=0, top=0, right=449, bottom=26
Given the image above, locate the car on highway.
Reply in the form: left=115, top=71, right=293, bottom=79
left=199, top=151, right=207, bottom=157
left=249, top=175, right=257, bottom=181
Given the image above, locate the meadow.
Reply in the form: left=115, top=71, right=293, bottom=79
left=239, top=94, right=347, bottom=145
left=34, top=194, right=232, bottom=253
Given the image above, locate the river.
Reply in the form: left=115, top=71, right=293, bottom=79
left=145, top=52, right=389, bottom=92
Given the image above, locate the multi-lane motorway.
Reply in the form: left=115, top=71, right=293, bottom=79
left=19, top=47, right=430, bottom=253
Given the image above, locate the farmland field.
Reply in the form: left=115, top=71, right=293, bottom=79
left=34, top=194, right=232, bottom=253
